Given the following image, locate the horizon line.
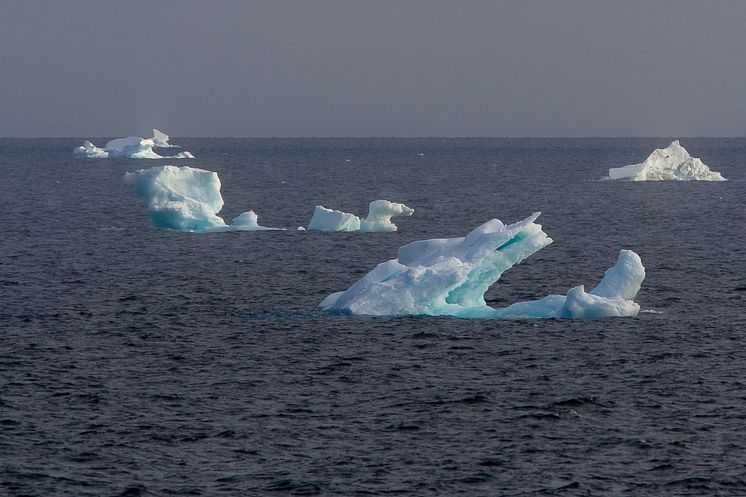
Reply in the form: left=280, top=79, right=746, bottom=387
left=2, top=135, right=746, bottom=140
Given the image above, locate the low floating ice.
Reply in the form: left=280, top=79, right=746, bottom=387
left=74, top=130, right=194, bottom=159
left=229, top=211, right=279, bottom=231
left=307, top=200, right=414, bottom=232
left=607, top=141, right=726, bottom=181
left=319, top=213, right=645, bottom=319
left=123, top=165, right=280, bottom=232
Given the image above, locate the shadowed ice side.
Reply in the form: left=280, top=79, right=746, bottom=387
left=123, top=165, right=281, bottom=232
left=307, top=200, right=414, bottom=232
left=319, top=213, right=645, bottom=319
left=74, top=129, right=195, bottom=159
left=606, top=141, right=726, bottom=181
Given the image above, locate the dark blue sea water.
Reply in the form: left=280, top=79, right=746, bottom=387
left=1, top=138, right=745, bottom=496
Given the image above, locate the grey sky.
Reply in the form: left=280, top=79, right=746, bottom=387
left=1, top=0, right=745, bottom=137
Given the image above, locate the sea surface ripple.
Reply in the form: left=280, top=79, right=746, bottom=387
left=1, top=138, right=745, bottom=496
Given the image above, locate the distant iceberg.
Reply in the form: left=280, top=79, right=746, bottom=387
left=320, top=213, right=645, bottom=319
left=607, top=141, right=726, bottom=181
left=123, top=165, right=280, bottom=232
left=74, top=130, right=194, bottom=159
left=74, top=140, right=109, bottom=158
left=151, top=129, right=178, bottom=148
left=307, top=200, right=414, bottom=232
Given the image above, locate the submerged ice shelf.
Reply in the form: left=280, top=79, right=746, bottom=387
left=308, top=200, right=414, bottom=232
left=74, top=129, right=194, bottom=159
left=123, top=165, right=279, bottom=232
left=607, top=141, right=726, bottom=181
left=320, top=213, right=645, bottom=319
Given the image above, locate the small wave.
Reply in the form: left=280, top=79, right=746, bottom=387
left=519, top=412, right=561, bottom=420
left=550, top=396, right=602, bottom=407
left=265, top=479, right=322, bottom=495
left=242, top=309, right=329, bottom=321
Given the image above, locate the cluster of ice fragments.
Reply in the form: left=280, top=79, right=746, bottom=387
left=307, top=200, right=414, bottom=232
left=320, top=213, right=645, bottom=320
left=123, top=165, right=278, bottom=232
left=75, top=130, right=195, bottom=159
left=121, top=163, right=651, bottom=320
left=607, top=141, right=726, bottom=181
left=124, top=165, right=412, bottom=234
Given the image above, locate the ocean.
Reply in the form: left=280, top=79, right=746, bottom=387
left=1, top=138, right=744, bottom=496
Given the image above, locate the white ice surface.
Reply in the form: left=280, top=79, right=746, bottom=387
left=73, top=140, right=108, bottom=158
left=308, top=206, right=361, bottom=232
left=74, top=130, right=194, bottom=159
left=230, top=211, right=282, bottom=231
left=360, top=200, right=414, bottom=232
left=172, top=151, right=195, bottom=159
left=105, top=137, right=162, bottom=159
left=320, top=213, right=645, bottom=320
left=123, top=165, right=280, bottom=232
left=307, top=200, right=413, bottom=232
left=607, top=141, right=726, bottom=181
left=151, top=129, right=178, bottom=148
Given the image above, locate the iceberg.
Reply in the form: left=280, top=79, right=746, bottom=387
left=319, top=213, right=645, bottom=319
left=307, top=200, right=414, bottom=232
left=74, top=130, right=194, bottom=159
left=308, top=206, right=361, bottom=232
left=607, top=141, right=726, bottom=181
left=123, top=165, right=280, bottom=232
left=229, top=211, right=280, bottom=231
left=361, top=200, right=415, bottom=232
left=73, top=140, right=108, bottom=158
left=151, top=129, right=178, bottom=148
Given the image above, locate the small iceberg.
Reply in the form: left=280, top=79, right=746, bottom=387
left=151, top=129, right=178, bottom=148
left=607, top=141, right=726, bottom=181
left=74, top=130, right=194, bottom=159
left=320, top=213, right=645, bottom=319
left=307, top=200, right=414, bottom=232
left=123, top=165, right=280, bottom=232
left=229, top=211, right=278, bottom=232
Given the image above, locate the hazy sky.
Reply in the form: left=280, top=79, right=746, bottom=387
left=2, top=0, right=745, bottom=137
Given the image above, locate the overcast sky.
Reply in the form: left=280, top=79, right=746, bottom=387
left=1, top=0, right=745, bottom=137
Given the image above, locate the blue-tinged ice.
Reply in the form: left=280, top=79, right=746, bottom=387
left=123, top=165, right=280, bottom=232
left=307, top=200, right=414, bottom=232
left=74, top=130, right=194, bottom=159
left=319, top=213, right=645, bottom=319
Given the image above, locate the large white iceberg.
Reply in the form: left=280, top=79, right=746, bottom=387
left=307, top=200, right=414, bottom=232
left=319, top=213, right=645, bottom=319
left=123, top=165, right=280, bottom=232
left=607, top=141, right=726, bottom=181
left=74, top=130, right=194, bottom=159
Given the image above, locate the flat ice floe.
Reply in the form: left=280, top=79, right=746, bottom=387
left=307, top=200, right=414, bottom=232
left=74, top=130, right=194, bottom=159
left=607, top=141, right=726, bottom=181
left=320, top=213, right=645, bottom=319
left=123, top=165, right=280, bottom=232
